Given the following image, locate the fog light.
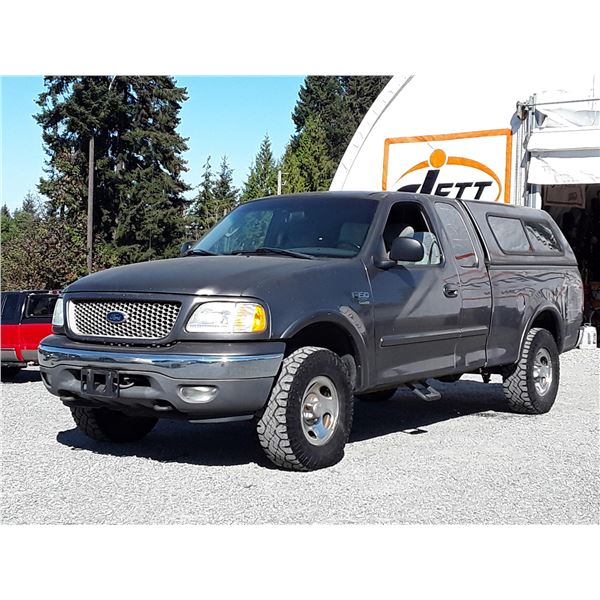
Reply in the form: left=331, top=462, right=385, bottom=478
left=178, top=385, right=218, bottom=403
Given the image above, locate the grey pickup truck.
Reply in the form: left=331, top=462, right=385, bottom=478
left=39, top=192, right=584, bottom=470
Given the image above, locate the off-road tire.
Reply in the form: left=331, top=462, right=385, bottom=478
left=503, top=327, right=560, bottom=414
left=355, top=388, right=397, bottom=402
left=1, top=366, right=22, bottom=381
left=256, top=346, right=353, bottom=471
left=70, top=406, right=158, bottom=442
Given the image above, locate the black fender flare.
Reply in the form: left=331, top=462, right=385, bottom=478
left=281, top=310, right=371, bottom=390
left=519, top=303, right=563, bottom=356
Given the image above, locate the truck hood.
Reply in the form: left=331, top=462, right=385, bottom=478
left=65, top=255, right=340, bottom=298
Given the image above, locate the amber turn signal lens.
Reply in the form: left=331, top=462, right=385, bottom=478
left=252, top=305, right=267, bottom=332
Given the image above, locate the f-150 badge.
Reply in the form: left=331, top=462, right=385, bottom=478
left=352, top=291, right=370, bottom=305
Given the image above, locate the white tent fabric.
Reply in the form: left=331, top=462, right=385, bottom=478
left=527, top=106, right=600, bottom=185
left=528, top=150, right=600, bottom=184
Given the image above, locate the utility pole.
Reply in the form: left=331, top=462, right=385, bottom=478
left=86, top=76, right=117, bottom=275
left=277, top=169, right=288, bottom=195
left=86, top=135, right=95, bottom=273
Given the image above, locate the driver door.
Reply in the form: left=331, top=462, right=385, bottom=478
left=367, top=200, right=461, bottom=385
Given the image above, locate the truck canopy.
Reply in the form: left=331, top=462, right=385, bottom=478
left=460, top=200, right=578, bottom=267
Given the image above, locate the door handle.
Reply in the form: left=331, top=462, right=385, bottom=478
left=443, top=284, right=459, bottom=298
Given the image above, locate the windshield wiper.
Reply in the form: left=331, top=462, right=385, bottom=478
left=232, top=247, right=315, bottom=260
left=186, top=248, right=218, bottom=256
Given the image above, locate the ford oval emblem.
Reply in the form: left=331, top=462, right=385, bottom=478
left=106, top=311, right=127, bottom=324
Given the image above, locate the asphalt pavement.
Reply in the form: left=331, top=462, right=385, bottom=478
left=2, top=348, right=598, bottom=524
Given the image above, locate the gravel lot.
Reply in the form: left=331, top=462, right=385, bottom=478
left=2, top=348, right=598, bottom=524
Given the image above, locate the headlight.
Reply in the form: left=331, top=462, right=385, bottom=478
left=52, top=298, right=64, bottom=327
left=186, top=302, right=267, bottom=333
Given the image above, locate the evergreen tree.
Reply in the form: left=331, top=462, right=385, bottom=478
left=281, top=116, right=335, bottom=193
left=35, top=76, right=190, bottom=267
left=0, top=204, right=14, bottom=246
left=20, top=191, right=41, bottom=215
left=213, top=155, right=238, bottom=210
left=241, top=134, right=278, bottom=202
left=291, top=75, right=391, bottom=168
left=188, top=156, right=217, bottom=239
left=292, top=76, right=346, bottom=160
left=112, top=77, right=190, bottom=263
left=340, top=76, right=391, bottom=140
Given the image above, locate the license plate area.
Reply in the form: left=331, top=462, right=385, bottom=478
left=81, top=368, right=119, bottom=398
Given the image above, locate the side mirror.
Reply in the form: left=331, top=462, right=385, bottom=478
left=180, top=241, right=193, bottom=257
left=389, top=237, right=424, bottom=262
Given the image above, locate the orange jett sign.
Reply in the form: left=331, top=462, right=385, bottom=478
left=382, top=129, right=512, bottom=203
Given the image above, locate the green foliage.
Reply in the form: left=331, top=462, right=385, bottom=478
left=281, top=116, right=335, bottom=193
left=292, top=76, right=348, bottom=163
left=286, top=75, right=391, bottom=191
left=340, top=76, right=392, bottom=140
left=1, top=194, right=87, bottom=290
left=241, top=134, right=278, bottom=202
left=214, top=155, right=239, bottom=208
left=35, top=76, right=190, bottom=267
left=187, top=156, right=238, bottom=240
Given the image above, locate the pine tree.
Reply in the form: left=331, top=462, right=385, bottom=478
left=0, top=204, right=14, bottom=247
left=290, top=75, right=391, bottom=168
left=281, top=116, right=335, bottom=193
left=213, top=155, right=238, bottom=211
left=35, top=76, right=190, bottom=267
left=20, top=191, right=41, bottom=215
left=188, top=156, right=217, bottom=239
left=292, top=76, right=346, bottom=160
left=112, top=77, right=190, bottom=263
left=340, top=76, right=391, bottom=141
left=241, top=134, right=278, bottom=202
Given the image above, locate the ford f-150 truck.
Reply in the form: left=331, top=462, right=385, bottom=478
left=39, top=192, right=583, bottom=470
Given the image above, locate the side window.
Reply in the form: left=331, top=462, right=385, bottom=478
left=487, top=215, right=531, bottom=254
left=435, top=203, right=478, bottom=268
left=1, top=293, right=22, bottom=324
left=524, top=221, right=562, bottom=254
left=24, top=295, right=58, bottom=319
left=382, top=202, right=442, bottom=266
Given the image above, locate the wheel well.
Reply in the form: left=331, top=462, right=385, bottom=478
left=285, top=322, right=360, bottom=388
left=531, top=310, right=561, bottom=349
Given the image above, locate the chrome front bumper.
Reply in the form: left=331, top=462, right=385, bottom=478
left=38, top=336, right=284, bottom=419
left=38, top=343, right=283, bottom=380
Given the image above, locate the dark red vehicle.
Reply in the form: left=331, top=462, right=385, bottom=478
left=1, top=290, right=60, bottom=380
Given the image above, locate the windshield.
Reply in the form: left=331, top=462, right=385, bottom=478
left=193, top=195, right=378, bottom=258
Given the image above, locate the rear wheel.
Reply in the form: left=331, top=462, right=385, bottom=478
left=256, top=346, right=353, bottom=471
left=355, top=388, right=397, bottom=402
left=1, top=366, right=22, bottom=381
left=503, top=328, right=560, bottom=414
left=70, top=406, right=158, bottom=442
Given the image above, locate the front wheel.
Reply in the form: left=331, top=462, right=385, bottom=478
left=70, top=406, right=158, bottom=442
left=256, top=347, right=353, bottom=471
left=503, top=327, right=560, bottom=414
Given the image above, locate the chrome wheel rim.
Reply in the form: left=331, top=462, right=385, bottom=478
left=533, top=348, right=553, bottom=396
left=300, top=376, right=339, bottom=446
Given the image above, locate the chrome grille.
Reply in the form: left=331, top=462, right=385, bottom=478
left=68, top=300, right=181, bottom=340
